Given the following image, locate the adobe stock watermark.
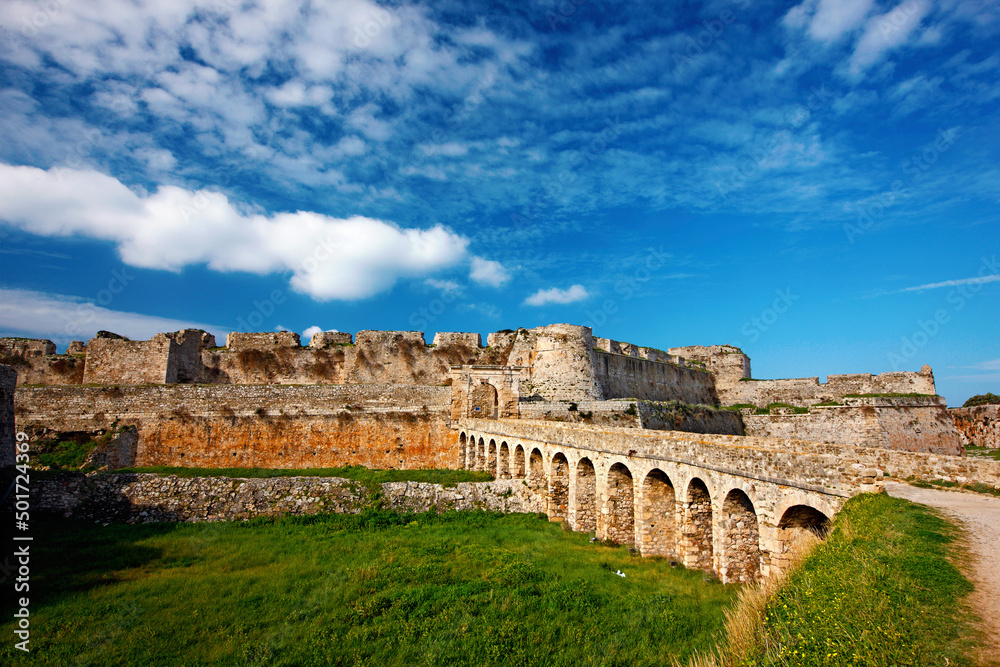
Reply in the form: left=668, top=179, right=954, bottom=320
left=583, top=246, right=670, bottom=330
left=409, top=283, right=461, bottom=329
left=64, top=267, right=136, bottom=338
left=735, top=288, right=799, bottom=346
left=843, top=127, right=958, bottom=244
left=352, top=4, right=394, bottom=48
left=713, top=85, right=834, bottom=199
left=888, top=254, right=998, bottom=370
left=671, top=0, right=752, bottom=72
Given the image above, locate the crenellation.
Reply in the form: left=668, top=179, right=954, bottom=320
left=310, top=331, right=353, bottom=347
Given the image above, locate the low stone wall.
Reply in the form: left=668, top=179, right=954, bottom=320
left=742, top=404, right=962, bottom=455
left=950, top=405, right=1000, bottom=448
left=636, top=400, right=743, bottom=435
left=30, top=473, right=543, bottom=523
left=517, top=400, right=642, bottom=428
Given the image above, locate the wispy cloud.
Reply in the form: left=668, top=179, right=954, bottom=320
left=902, top=274, right=1000, bottom=292
left=0, top=288, right=225, bottom=344
left=524, top=285, right=589, bottom=307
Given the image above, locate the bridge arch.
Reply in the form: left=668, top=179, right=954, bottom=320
left=487, top=439, right=497, bottom=475
left=549, top=452, right=570, bottom=522
left=498, top=441, right=510, bottom=479
left=574, top=457, right=597, bottom=532
left=640, top=469, right=676, bottom=558
left=528, top=448, right=545, bottom=491
left=719, top=488, right=761, bottom=583
left=603, top=462, right=636, bottom=545
left=459, top=432, right=468, bottom=468
left=513, top=445, right=525, bottom=478
left=682, top=477, right=714, bottom=571
left=476, top=437, right=486, bottom=471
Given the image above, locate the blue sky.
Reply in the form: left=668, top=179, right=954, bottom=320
left=0, top=0, right=997, bottom=405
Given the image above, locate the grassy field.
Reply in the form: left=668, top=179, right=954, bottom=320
left=113, top=465, right=495, bottom=487
left=1, top=510, right=738, bottom=667
left=699, top=493, right=983, bottom=667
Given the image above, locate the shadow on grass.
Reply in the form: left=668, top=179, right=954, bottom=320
left=1, top=516, right=174, bottom=618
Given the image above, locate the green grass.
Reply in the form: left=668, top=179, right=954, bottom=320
left=113, top=465, right=494, bottom=488
left=748, top=494, right=979, bottom=666
left=908, top=476, right=1000, bottom=498
left=965, top=445, right=1000, bottom=461
left=0, top=512, right=739, bottom=667
left=962, top=392, right=1000, bottom=407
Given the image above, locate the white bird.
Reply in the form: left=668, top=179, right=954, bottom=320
left=615, top=570, right=626, bottom=578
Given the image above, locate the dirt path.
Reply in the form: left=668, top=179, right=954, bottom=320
left=886, top=482, right=1000, bottom=663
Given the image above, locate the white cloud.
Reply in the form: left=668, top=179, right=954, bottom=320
left=847, top=0, right=932, bottom=76
left=0, top=288, right=224, bottom=344
left=425, top=278, right=462, bottom=294
left=0, top=163, right=472, bottom=301
left=902, top=274, right=1000, bottom=292
left=303, top=325, right=339, bottom=341
left=523, top=284, right=589, bottom=306
left=808, top=0, right=874, bottom=41
left=470, top=257, right=511, bottom=287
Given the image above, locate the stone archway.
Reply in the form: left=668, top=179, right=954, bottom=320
left=459, top=432, right=468, bottom=469
left=720, top=489, right=761, bottom=583
left=604, top=463, right=635, bottom=545
left=640, top=469, right=676, bottom=558
left=470, top=381, right=499, bottom=419
left=498, top=442, right=510, bottom=479
left=513, top=445, right=525, bottom=478
left=575, top=457, right=597, bottom=532
left=548, top=453, right=570, bottom=522
left=682, top=478, right=713, bottom=571
left=773, top=504, right=830, bottom=572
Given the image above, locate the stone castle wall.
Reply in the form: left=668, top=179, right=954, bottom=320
left=743, top=402, right=963, bottom=455
left=594, top=351, right=716, bottom=404
left=1, top=338, right=84, bottom=386
left=719, top=368, right=937, bottom=408
left=950, top=405, right=1000, bottom=448
left=15, top=384, right=458, bottom=470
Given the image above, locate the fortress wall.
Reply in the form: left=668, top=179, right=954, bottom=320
left=83, top=335, right=175, bottom=384
left=720, top=368, right=937, bottom=408
left=517, top=399, right=643, bottom=428
left=668, top=345, right=751, bottom=390
left=1, top=365, right=15, bottom=467
left=950, top=405, right=1000, bottom=449
left=635, top=400, right=743, bottom=435
left=742, top=404, right=963, bottom=455
left=594, top=351, right=717, bottom=404
left=15, top=384, right=457, bottom=469
left=0, top=338, right=84, bottom=386
left=525, top=324, right=603, bottom=401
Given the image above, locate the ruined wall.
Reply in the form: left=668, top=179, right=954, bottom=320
left=1, top=365, right=15, bottom=467
left=0, top=338, right=84, bottom=385
left=202, top=330, right=481, bottom=386
left=15, top=384, right=457, bottom=470
left=30, top=474, right=543, bottom=523
left=720, top=366, right=938, bottom=408
left=517, top=400, right=643, bottom=428
left=594, top=351, right=716, bottom=404
left=951, top=405, right=1000, bottom=449
left=636, top=400, right=744, bottom=435
left=742, top=401, right=963, bottom=455
left=82, top=333, right=175, bottom=384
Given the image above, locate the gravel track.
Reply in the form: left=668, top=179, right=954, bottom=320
left=886, top=482, right=1000, bottom=663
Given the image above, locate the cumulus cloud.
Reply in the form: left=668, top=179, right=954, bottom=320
left=523, top=284, right=589, bottom=306
left=470, top=257, right=511, bottom=287
left=0, top=163, right=472, bottom=301
left=0, top=288, right=224, bottom=344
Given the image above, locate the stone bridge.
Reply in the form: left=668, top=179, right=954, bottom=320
left=458, top=418, right=884, bottom=583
